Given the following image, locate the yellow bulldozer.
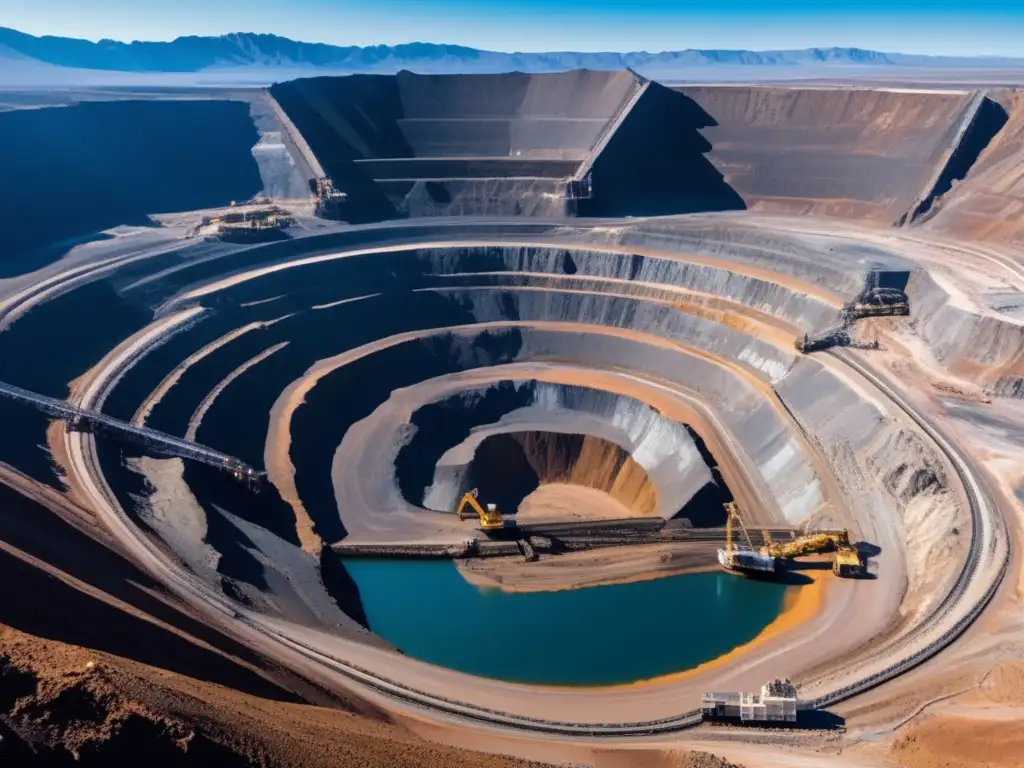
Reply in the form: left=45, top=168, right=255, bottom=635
left=456, top=488, right=505, bottom=531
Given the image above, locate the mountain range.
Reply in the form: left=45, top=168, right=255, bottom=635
left=1, top=27, right=1022, bottom=85
left=2, top=26, right=1024, bottom=88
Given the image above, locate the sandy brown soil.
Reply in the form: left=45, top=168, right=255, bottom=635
left=889, top=715, right=1024, bottom=768
left=457, top=540, right=719, bottom=592
left=518, top=433, right=659, bottom=516
left=590, top=750, right=745, bottom=768
left=0, top=623, right=561, bottom=768
left=515, top=483, right=640, bottom=523
left=0, top=471, right=553, bottom=767
left=980, top=660, right=1024, bottom=706
left=0, top=471, right=752, bottom=767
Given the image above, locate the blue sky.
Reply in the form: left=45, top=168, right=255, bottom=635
left=5, top=0, right=1024, bottom=57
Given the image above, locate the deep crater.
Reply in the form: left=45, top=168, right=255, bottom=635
left=0, top=69, right=1011, bottom=699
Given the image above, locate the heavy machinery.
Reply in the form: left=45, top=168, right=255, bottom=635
left=456, top=488, right=505, bottom=531
left=720, top=504, right=864, bottom=578
left=718, top=503, right=777, bottom=574
left=763, top=530, right=850, bottom=560
left=762, top=527, right=865, bottom=577
left=833, top=545, right=865, bottom=577
left=310, top=177, right=348, bottom=219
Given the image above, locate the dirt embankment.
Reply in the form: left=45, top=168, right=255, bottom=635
left=0, top=472, right=548, bottom=767
left=514, top=432, right=658, bottom=518
left=890, top=715, right=1024, bottom=768
left=458, top=540, right=720, bottom=593
left=0, top=625, right=553, bottom=768
left=590, top=749, right=745, bottom=768
left=980, top=660, right=1024, bottom=706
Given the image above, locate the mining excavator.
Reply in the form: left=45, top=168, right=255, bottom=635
left=718, top=503, right=776, bottom=574
left=721, top=503, right=863, bottom=577
left=762, top=530, right=849, bottom=560
left=456, top=488, right=505, bottom=531
left=764, top=528, right=863, bottom=577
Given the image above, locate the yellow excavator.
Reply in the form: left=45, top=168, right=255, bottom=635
left=763, top=530, right=850, bottom=560
left=723, top=503, right=862, bottom=578
left=456, top=488, right=504, bottom=531
left=762, top=523, right=863, bottom=577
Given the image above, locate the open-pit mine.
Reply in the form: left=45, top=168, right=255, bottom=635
left=1, top=70, right=1023, bottom=766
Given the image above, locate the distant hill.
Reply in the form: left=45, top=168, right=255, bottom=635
left=1, top=27, right=1022, bottom=81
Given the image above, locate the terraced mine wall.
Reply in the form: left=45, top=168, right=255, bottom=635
left=908, top=271, right=1024, bottom=398
left=579, top=81, right=746, bottom=217
left=2, top=193, right=994, bottom=713
left=410, top=382, right=719, bottom=521
left=674, top=86, right=978, bottom=225
left=0, top=99, right=263, bottom=277
left=268, top=70, right=637, bottom=221
left=270, top=70, right=747, bottom=220
left=127, top=226, right=956, bottom=627
left=923, top=89, right=1024, bottom=246
left=139, top=232, right=840, bottom=541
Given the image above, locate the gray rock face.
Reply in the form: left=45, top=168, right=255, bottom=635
left=418, top=243, right=840, bottom=333
left=909, top=271, right=1024, bottom=398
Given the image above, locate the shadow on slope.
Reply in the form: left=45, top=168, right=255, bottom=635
left=0, top=100, right=263, bottom=278
left=395, top=381, right=535, bottom=508
left=269, top=76, right=406, bottom=224
left=911, top=95, right=1011, bottom=223
left=0, top=480, right=304, bottom=702
left=582, top=83, right=746, bottom=217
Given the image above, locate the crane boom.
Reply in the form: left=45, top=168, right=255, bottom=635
left=725, top=502, right=754, bottom=551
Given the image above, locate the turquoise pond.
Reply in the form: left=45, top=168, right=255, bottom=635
left=343, top=559, right=790, bottom=686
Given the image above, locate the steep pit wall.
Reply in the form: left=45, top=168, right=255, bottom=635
left=674, top=86, right=975, bottom=225
left=469, top=431, right=659, bottom=521
left=574, top=218, right=912, bottom=302
left=579, top=81, right=747, bottom=217
left=247, top=91, right=321, bottom=202
left=416, top=382, right=717, bottom=521
left=392, top=69, right=641, bottom=160
left=418, top=243, right=842, bottom=335
left=137, top=226, right=857, bottom=537
left=923, top=89, right=1024, bottom=246
left=389, top=178, right=571, bottom=217
left=908, top=271, right=1024, bottom=398
left=268, top=70, right=642, bottom=221
left=105, top=222, right=901, bottom=545
left=326, top=320, right=824, bottom=542
left=0, top=99, right=264, bottom=277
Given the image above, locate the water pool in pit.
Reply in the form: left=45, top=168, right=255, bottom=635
left=344, top=559, right=789, bottom=686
